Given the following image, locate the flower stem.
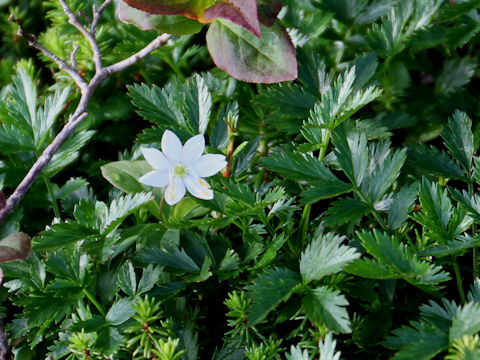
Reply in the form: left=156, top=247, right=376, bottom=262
left=42, top=174, right=61, bottom=219
left=453, top=259, right=466, bottom=304
left=469, top=181, right=477, bottom=280
left=82, top=288, right=106, bottom=317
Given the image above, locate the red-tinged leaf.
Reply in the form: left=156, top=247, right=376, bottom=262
left=118, top=0, right=202, bottom=34
left=258, top=0, right=282, bottom=27
left=123, top=0, right=215, bottom=21
left=0, top=232, right=31, bottom=263
left=206, top=19, right=297, bottom=83
left=204, top=0, right=261, bottom=37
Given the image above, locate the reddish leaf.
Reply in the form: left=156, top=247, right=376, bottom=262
left=206, top=19, right=297, bottom=83
left=0, top=232, right=31, bottom=263
left=204, top=0, right=260, bottom=37
left=258, top=0, right=282, bottom=27
left=118, top=0, right=202, bottom=34
left=123, top=0, right=215, bottom=21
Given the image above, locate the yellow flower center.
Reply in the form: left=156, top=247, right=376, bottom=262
left=174, top=164, right=187, bottom=178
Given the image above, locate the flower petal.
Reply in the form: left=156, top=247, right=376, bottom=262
left=139, top=170, right=169, bottom=188
left=165, top=176, right=186, bottom=205
left=184, top=174, right=214, bottom=200
left=141, top=148, right=171, bottom=170
left=162, top=130, right=183, bottom=163
left=193, top=154, right=228, bottom=177
left=181, top=134, right=205, bottom=164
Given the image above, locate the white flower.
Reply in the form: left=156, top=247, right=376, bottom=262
left=139, top=130, right=227, bottom=205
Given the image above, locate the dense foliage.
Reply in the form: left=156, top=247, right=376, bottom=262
left=1, top=0, right=480, bottom=359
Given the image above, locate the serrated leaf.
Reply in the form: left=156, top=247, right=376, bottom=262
left=346, top=258, right=397, bottom=279
left=183, top=73, right=212, bottom=134
left=438, top=0, right=480, bottom=22
left=33, top=221, right=98, bottom=251
left=246, top=267, right=301, bottom=325
left=137, top=264, right=162, bottom=294
left=388, top=183, right=419, bottom=230
left=300, top=233, right=360, bottom=283
left=408, top=144, right=466, bottom=180
left=303, top=286, right=351, bottom=333
left=435, top=58, right=476, bottom=96
left=287, top=346, right=309, bottom=360
left=206, top=20, right=297, bottom=83
left=442, top=110, right=474, bottom=174
left=333, top=125, right=368, bottom=187
left=324, top=198, right=371, bottom=226
left=301, top=179, right=354, bottom=204
left=106, top=298, right=136, bottom=326
left=356, top=230, right=450, bottom=291
left=231, top=136, right=261, bottom=177
left=421, top=234, right=480, bottom=258
left=411, top=178, right=453, bottom=241
left=55, top=178, right=89, bottom=200
left=46, top=130, right=96, bottom=176
left=260, top=150, right=337, bottom=182
left=319, top=333, right=341, bottom=360
left=137, top=245, right=200, bottom=272
left=101, top=192, right=153, bottom=234
left=450, top=302, right=480, bottom=343
left=127, top=83, right=186, bottom=130
left=118, top=261, right=137, bottom=297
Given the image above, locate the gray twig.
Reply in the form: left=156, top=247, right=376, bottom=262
left=0, top=0, right=172, bottom=225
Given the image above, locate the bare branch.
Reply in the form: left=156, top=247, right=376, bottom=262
left=91, top=0, right=114, bottom=34
left=57, top=0, right=103, bottom=71
left=70, top=45, right=79, bottom=69
left=8, top=15, right=88, bottom=91
left=103, top=33, right=172, bottom=76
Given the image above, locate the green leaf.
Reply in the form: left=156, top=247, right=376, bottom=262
left=101, top=192, right=153, bottom=234
left=324, top=198, right=371, bottom=226
left=384, top=321, right=448, bottom=360
left=346, top=258, right=397, bottom=279
left=137, top=264, right=162, bottom=294
left=356, top=230, right=450, bottom=291
left=118, top=261, right=137, bottom=297
left=303, top=286, right=351, bottom=333
left=411, top=178, right=453, bottom=241
left=106, top=298, right=136, bottom=326
left=333, top=124, right=368, bottom=187
left=96, top=327, right=123, bottom=355
left=435, top=58, right=476, bottom=96
left=319, top=333, right=341, bottom=360
left=260, top=150, right=338, bottom=182
left=33, top=221, right=97, bottom=251
left=183, top=73, right=212, bottom=134
left=300, top=233, right=360, bottom=283
left=450, top=302, right=480, bottom=343
left=301, top=179, right=353, bottom=204
left=388, top=183, right=419, bottom=230
left=442, top=111, right=474, bottom=174
left=287, top=346, right=310, bottom=360
left=206, top=20, right=297, bottom=83
left=438, top=0, right=480, bottom=22
left=55, top=178, right=89, bottom=200
left=101, top=160, right=153, bottom=193
left=246, top=267, right=301, bottom=325
left=137, top=245, right=200, bottom=272
left=46, top=130, right=96, bottom=177
left=408, top=145, right=466, bottom=180
left=118, top=0, right=203, bottom=34
left=421, top=235, right=480, bottom=258
left=127, top=83, right=186, bottom=130
left=231, top=136, right=261, bottom=177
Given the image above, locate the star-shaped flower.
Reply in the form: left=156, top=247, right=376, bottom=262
left=139, top=130, right=227, bottom=205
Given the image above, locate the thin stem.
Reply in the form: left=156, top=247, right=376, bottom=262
left=453, top=259, right=466, bottom=304
left=469, top=181, right=478, bottom=280
left=42, top=174, right=61, bottom=219
left=318, top=128, right=332, bottom=161
left=355, top=189, right=388, bottom=232
left=297, top=204, right=311, bottom=246
left=82, top=288, right=106, bottom=317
